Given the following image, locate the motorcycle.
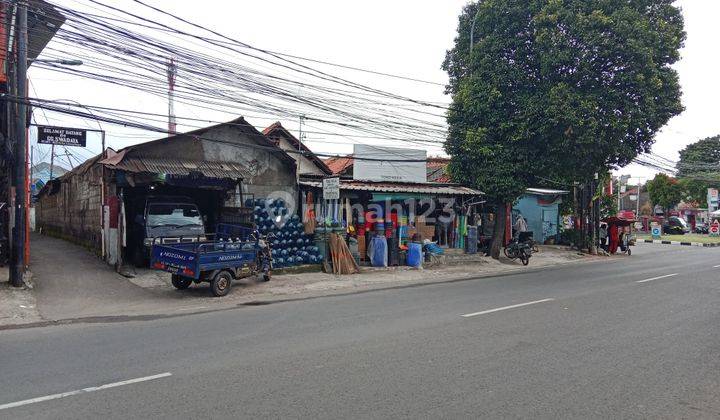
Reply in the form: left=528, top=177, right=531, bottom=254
left=503, top=237, right=532, bottom=266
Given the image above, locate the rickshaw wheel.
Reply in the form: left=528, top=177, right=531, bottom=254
left=171, top=275, right=192, bottom=290
left=627, top=248, right=632, bottom=256
left=210, top=271, right=233, bottom=297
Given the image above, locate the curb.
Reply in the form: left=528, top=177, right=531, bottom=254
left=640, top=239, right=720, bottom=247
left=0, top=255, right=601, bottom=331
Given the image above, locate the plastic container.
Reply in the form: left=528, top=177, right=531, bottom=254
left=407, top=242, right=423, bottom=268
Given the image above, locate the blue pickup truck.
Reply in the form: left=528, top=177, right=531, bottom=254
left=150, top=224, right=272, bottom=297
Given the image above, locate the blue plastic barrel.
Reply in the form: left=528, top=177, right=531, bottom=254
left=407, top=242, right=423, bottom=268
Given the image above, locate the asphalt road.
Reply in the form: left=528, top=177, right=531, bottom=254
left=1, top=244, right=719, bottom=419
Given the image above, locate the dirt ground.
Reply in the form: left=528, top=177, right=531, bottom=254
left=128, top=245, right=594, bottom=304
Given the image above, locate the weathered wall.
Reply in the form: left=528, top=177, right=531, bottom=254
left=274, top=136, right=324, bottom=176
left=35, top=121, right=299, bottom=253
left=198, top=125, right=298, bottom=200
left=36, top=164, right=104, bottom=251
left=513, top=195, right=562, bottom=242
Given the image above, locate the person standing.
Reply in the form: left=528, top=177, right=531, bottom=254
left=514, top=213, right=528, bottom=238
left=608, top=223, right=619, bottom=254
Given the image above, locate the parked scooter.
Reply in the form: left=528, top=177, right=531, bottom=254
left=503, top=237, right=532, bottom=266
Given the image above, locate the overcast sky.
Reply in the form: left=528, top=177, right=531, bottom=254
left=29, top=0, right=720, bottom=182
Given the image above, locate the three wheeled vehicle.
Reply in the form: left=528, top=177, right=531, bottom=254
left=150, top=223, right=272, bottom=297
left=602, top=216, right=636, bottom=255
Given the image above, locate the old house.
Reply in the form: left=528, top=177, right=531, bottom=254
left=262, top=122, right=331, bottom=176
left=36, top=117, right=299, bottom=266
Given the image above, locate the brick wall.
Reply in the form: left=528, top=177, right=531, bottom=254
left=36, top=164, right=103, bottom=252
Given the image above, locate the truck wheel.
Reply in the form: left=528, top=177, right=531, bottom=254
left=171, top=275, right=192, bottom=290
left=210, top=271, right=233, bottom=297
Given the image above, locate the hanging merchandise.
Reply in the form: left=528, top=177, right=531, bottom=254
left=304, top=191, right=316, bottom=234
left=345, top=198, right=352, bottom=232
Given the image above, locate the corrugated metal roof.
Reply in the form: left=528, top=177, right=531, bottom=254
left=108, top=157, right=251, bottom=179
left=300, top=180, right=482, bottom=196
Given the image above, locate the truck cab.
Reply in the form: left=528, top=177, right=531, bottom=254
left=133, top=196, right=206, bottom=265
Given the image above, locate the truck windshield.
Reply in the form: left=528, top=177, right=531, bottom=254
left=147, top=203, right=202, bottom=228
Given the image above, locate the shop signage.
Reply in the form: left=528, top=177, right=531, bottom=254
left=710, top=221, right=720, bottom=237
left=651, top=224, right=662, bottom=239
left=353, top=145, right=427, bottom=183
left=322, top=177, right=340, bottom=200
left=37, top=125, right=87, bottom=147
left=708, top=188, right=719, bottom=212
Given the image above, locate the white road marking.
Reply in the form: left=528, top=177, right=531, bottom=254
left=636, top=273, right=678, bottom=283
left=713, top=265, right=720, bottom=268
left=0, top=372, right=172, bottom=411
left=461, top=298, right=555, bottom=318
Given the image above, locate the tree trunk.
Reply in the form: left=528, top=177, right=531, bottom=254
left=490, top=203, right=507, bottom=259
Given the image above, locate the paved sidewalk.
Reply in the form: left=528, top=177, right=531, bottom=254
left=0, top=267, right=42, bottom=326
left=30, top=233, right=178, bottom=320
left=2, top=234, right=598, bottom=327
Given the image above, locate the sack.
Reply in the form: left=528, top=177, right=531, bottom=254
left=370, top=236, right=388, bottom=267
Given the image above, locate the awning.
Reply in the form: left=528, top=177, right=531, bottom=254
left=525, top=187, right=569, bottom=195
left=106, top=156, right=251, bottom=179
left=299, top=180, right=482, bottom=196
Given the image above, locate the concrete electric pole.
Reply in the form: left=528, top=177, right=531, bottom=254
left=10, top=0, right=28, bottom=287
left=167, top=57, right=177, bottom=135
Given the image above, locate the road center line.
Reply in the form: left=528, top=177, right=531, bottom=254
left=461, top=298, right=555, bottom=318
left=0, top=372, right=172, bottom=411
left=713, top=265, right=720, bottom=268
left=636, top=273, right=678, bottom=283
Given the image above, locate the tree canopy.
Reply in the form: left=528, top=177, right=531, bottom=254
left=675, top=136, right=720, bottom=203
left=646, top=173, right=683, bottom=211
left=443, top=0, right=685, bottom=192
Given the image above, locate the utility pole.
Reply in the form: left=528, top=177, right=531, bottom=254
left=29, top=145, right=33, bottom=184
left=167, top=57, right=176, bottom=135
left=298, top=115, right=305, bottom=151
left=10, top=0, right=27, bottom=287
left=48, top=144, right=55, bottom=179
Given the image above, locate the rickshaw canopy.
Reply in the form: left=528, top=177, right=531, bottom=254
left=602, top=216, right=636, bottom=227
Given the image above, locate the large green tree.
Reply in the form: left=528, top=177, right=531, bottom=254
left=675, top=136, right=720, bottom=203
left=646, top=173, right=683, bottom=211
left=443, top=0, right=685, bottom=257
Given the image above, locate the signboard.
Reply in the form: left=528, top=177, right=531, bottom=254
left=37, top=125, right=87, bottom=147
left=651, top=224, right=662, bottom=239
left=322, top=177, right=340, bottom=200
left=708, top=188, right=719, bottom=212
left=710, top=221, right=720, bottom=237
left=353, top=145, right=427, bottom=183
